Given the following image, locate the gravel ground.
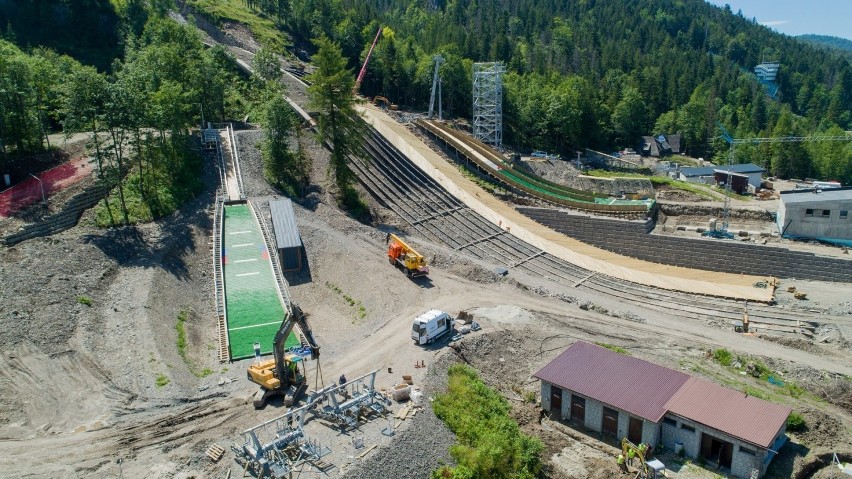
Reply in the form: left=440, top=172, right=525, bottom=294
left=341, top=368, right=456, bottom=479
left=0, top=18, right=850, bottom=479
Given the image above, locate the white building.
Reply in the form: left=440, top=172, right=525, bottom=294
left=777, top=187, right=852, bottom=246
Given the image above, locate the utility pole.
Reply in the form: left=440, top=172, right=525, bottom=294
left=428, top=55, right=444, bottom=119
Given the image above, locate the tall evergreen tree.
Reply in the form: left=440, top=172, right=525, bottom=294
left=307, top=36, right=365, bottom=193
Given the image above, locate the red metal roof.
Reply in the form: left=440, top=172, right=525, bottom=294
left=665, top=377, right=792, bottom=448
left=533, top=342, right=690, bottom=422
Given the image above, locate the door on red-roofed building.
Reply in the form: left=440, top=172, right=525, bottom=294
left=571, top=395, right=585, bottom=423
left=602, top=407, right=618, bottom=436
left=628, top=417, right=643, bottom=444
left=550, top=386, right=562, bottom=414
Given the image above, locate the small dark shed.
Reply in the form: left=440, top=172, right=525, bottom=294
left=270, top=199, right=303, bottom=271
left=713, top=170, right=749, bottom=195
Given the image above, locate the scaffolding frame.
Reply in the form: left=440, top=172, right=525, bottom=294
left=472, top=62, right=506, bottom=149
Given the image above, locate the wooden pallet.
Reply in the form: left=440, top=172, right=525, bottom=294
left=206, top=443, right=225, bottom=462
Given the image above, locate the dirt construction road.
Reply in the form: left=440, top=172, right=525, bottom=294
left=0, top=30, right=849, bottom=477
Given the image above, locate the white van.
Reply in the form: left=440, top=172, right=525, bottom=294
left=411, top=309, right=453, bottom=345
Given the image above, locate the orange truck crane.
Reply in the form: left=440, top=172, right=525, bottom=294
left=387, top=233, right=429, bottom=277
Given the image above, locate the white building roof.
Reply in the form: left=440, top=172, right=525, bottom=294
left=780, top=187, right=852, bottom=205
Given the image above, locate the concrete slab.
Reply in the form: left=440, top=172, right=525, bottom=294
left=359, top=105, right=773, bottom=302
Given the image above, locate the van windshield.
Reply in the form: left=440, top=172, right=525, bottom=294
left=412, top=323, right=421, bottom=333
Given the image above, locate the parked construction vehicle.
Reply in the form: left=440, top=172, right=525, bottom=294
left=387, top=233, right=429, bottom=277
left=620, top=438, right=665, bottom=478
left=246, top=304, right=320, bottom=409
left=373, top=96, right=398, bottom=110
left=411, top=309, right=453, bottom=345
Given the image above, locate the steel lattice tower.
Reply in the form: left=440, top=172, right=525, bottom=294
left=472, top=62, right=506, bottom=149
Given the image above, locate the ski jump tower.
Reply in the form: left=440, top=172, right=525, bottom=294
left=472, top=62, right=506, bottom=149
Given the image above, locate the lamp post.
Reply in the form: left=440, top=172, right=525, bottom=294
left=29, top=172, right=45, bottom=204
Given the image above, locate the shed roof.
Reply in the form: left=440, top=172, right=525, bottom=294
left=680, top=166, right=715, bottom=177
left=667, top=134, right=681, bottom=153
left=665, top=377, right=792, bottom=448
left=681, top=163, right=764, bottom=177
left=533, top=342, right=690, bottom=422
left=269, top=199, right=302, bottom=250
left=780, top=187, right=852, bottom=204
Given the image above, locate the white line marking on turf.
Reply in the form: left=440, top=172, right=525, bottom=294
left=230, top=231, right=252, bottom=234
left=236, top=272, right=260, bottom=277
left=232, top=243, right=253, bottom=247
left=235, top=259, right=257, bottom=263
left=229, top=320, right=281, bottom=331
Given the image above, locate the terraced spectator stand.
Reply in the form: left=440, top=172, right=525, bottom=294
left=518, top=207, right=852, bottom=283
left=222, top=202, right=298, bottom=360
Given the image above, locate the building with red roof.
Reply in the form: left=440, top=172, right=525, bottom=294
left=533, top=342, right=791, bottom=478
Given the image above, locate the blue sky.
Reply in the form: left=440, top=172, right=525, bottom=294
left=706, top=1, right=852, bottom=40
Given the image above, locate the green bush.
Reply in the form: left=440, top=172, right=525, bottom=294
left=713, top=348, right=733, bottom=366
left=77, top=295, right=93, bottom=306
left=751, top=361, right=771, bottom=379
left=432, top=364, right=543, bottom=479
left=155, top=374, right=170, bottom=387
left=786, top=412, right=806, bottom=432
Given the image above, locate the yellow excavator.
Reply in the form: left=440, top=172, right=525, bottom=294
left=387, top=233, right=429, bottom=277
left=373, top=96, right=398, bottom=111
left=246, top=304, right=320, bottom=409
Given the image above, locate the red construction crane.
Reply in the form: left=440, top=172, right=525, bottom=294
left=354, top=26, right=382, bottom=94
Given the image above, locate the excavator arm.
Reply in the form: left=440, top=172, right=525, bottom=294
left=291, top=304, right=320, bottom=360
left=248, top=303, right=321, bottom=408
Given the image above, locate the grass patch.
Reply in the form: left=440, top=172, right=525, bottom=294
left=155, top=374, right=170, bottom=387
left=742, top=386, right=769, bottom=400
left=595, top=342, right=629, bottom=355
left=786, top=412, right=806, bottom=432
left=326, top=282, right=367, bottom=321
left=184, top=0, right=289, bottom=51
left=713, top=348, right=733, bottom=366
left=176, top=309, right=189, bottom=362
left=174, top=309, right=216, bottom=379
left=77, top=295, right=93, bottom=306
left=669, top=155, right=701, bottom=167
left=585, top=169, right=718, bottom=200
left=432, top=364, right=542, bottom=479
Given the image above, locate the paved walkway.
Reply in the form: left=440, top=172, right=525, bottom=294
left=222, top=203, right=298, bottom=359
left=360, top=105, right=773, bottom=302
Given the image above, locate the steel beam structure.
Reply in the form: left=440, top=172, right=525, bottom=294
left=472, top=62, right=505, bottom=149
left=306, top=369, right=390, bottom=430
left=233, top=403, right=331, bottom=479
